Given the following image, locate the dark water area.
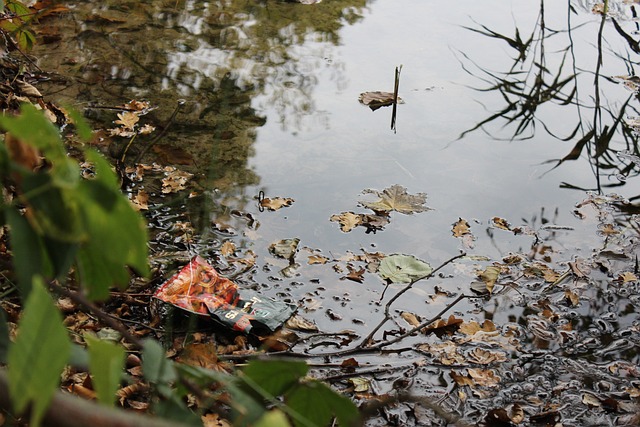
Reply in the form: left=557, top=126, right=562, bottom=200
left=30, top=0, right=640, bottom=425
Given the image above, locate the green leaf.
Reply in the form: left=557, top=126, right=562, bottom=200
left=0, top=104, right=77, bottom=186
left=142, top=339, right=176, bottom=385
left=5, top=207, right=53, bottom=296
left=285, top=380, right=359, bottom=427
left=378, top=254, right=433, bottom=283
left=254, top=409, right=292, bottom=427
left=8, top=277, right=70, bottom=427
left=152, top=395, right=201, bottom=426
left=242, top=359, right=308, bottom=397
left=85, top=335, right=125, bottom=407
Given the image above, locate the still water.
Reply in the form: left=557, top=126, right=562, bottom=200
left=33, top=0, right=640, bottom=424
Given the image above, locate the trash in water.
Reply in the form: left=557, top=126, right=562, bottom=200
left=154, top=255, right=297, bottom=334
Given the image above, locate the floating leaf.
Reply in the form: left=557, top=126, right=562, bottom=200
left=424, top=315, right=463, bottom=337
left=285, top=315, right=318, bottom=332
left=220, top=241, right=236, bottom=257
left=400, top=311, right=422, bottom=329
left=269, top=238, right=300, bottom=261
left=260, top=197, right=294, bottom=211
left=491, top=217, right=511, bottom=231
left=378, top=254, right=433, bottom=283
left=341, top=265, right=365, bottom=283
left=478, top=265, right=501, bottom=293
left=358, top=91, right=403, bottom=111
left=361, top=185, right=431, bottom=214
left=452, top=218, right=471, bottom=237
left=466, top=348, right=507, bottom=365
left=459, top=320, right=497, bottom=336
left=330, top=212, right=361, bottom=232
left=308, top=254, right=329, bottom=265
left=348, top=377, right=371, bottom=393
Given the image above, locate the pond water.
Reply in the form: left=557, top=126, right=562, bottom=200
left=31, top=0, right=640, bottom=425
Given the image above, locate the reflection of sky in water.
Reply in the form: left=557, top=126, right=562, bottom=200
left=243, top=0, right=640, bottom=266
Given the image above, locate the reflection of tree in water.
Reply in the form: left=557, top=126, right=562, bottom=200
left=32, top=0, right=367, bottom=204
left=458, top=0, right=640, bottom=201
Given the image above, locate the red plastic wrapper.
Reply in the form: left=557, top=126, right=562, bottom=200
left=154, top=256, right=296, bottom=334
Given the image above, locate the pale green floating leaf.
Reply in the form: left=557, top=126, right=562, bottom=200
left=378, top=254, right=433, bottom=283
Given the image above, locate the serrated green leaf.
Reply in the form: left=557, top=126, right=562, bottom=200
left=242, top=360, right=308, bottom=397
left=142, top=339, right=176, bottom=385
left=85, top=335, right=125, bottom=406
left=8, top=278, right=70, bottom=427
left=285, top=380, right=359, bottom=427
left=378, top=254, right=433, bottom=283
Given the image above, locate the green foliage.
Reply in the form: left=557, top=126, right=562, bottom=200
left=7, top=278, right=70, bottom=427
left=0, top=104, right=149, bottom=299
left=285, top=381, right=359, bottom=427
left=85, top=334, right=126, bottom=407
left=0, top=0, right=36, bottom=51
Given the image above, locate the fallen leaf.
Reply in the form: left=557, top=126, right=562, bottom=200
left=617, top=271, right=638, bottom=284
left=269, top=238, right=300, bottom=261
left=201, top=413, right=232, bottom=427
left=130, top=190, right=149, bottom=211
left=114, top=111, right=139, bottom=130
left=400, top=311, right=422, bottom=329
left=260, top=197, right=294, bottom=211
left=176, top=343, right=232, bottom=372
left=220, top=241, right=236, bottom=257
left=459, top=320, right=497, bottom=335
left=161, top=169, right=193, bottom=193
left=424, top=315, right=463, bottom=338
left=361, top=185, right=431, bottom=214
left=478, top=265, right=501, bottom=293
left=330, top=212, right=361, bottom=232
left=341, top=265, right=365, bottom=283
left=308, top=254, right=330, bottom=265
left=378, top=254, right=433, bottom=283
left=491, top=217, right=511, bottom=231
left=467, top=368, right=501, bottom=387
left=452, top=218, right=471, bottom=237
left=417, top=341, right=466, bottom=365
left=564, top=290, right=580, bottom=307
left=285, top=315, right=318, bottom=332
left=466, top=348, right=507, bottom=365
left=348, top=377, right=371, bottom=393
left=358, top=91, right=403, bottom=110
left=359, top=212, right=390, bottom=232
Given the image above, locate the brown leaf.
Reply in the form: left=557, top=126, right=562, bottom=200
left=467, top=368, right=501, bottom=387
left=176, top=343, right=232, bottom=372
left=341, top=264, right=365, bottom=283
left=114, top=111, right=139, bottom=130
left=260, top=197, right=294, bottom=211
left=308, top=254, right=330, bottom=265
left=361, top=185, right=431, bottom=214
left=400, top=311, right=422, bottom=329
left=452, top=218, right=471, bottom=237
left=201, top=413, right=232, bottom=427
left=491, top=217, right=511, bottom=231
left=340, top=357, right=359, bottom=372
left=161, top=168, right=193, bottom=193
left=220, top=241, right=236, bottom=257
left=330, top=212, right=361, bottom=232
left=5, top=133, right=42, bottom=172
left=478, top=265, right=501, bottom=293
left=285, top=314, right=318, bottom=332
left=564, top=290, right=580, bottom=307
left=424, top=315, right=463, bottom=337
left=130, top=190, right=149, bottom=211
left=459, top=319, right=497, bottom=335
left=418, top=341, right=466, bottom=365
left=358, top=91, right=403, bottom=110
left=259, top=329, right=298, bottom=352
left=466, top=348, right=507, bottom=365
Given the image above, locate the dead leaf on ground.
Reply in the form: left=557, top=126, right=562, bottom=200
left=176, top=343, right=233, bottom=372
left=260, top=197, right=294, bottom=211
left=115, top=111, right=139, bottom=130
left=330, top=212, right=361, bottom=232
left=201, top=413, right=232, bottom=427
left=360, top=185, right=431, bottom=214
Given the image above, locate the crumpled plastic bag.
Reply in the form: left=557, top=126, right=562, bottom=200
left=154, top=255, right=296, bottom=334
